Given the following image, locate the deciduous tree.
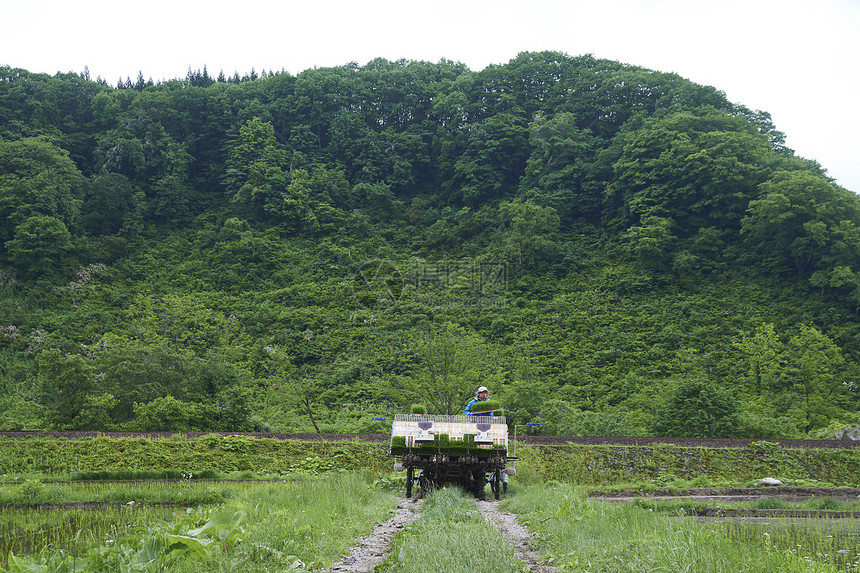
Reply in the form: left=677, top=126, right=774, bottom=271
left=786, top=325, right=844, bottom=433
left=651, top=376, right=740, bottom=438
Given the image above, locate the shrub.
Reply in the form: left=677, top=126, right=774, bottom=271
left=537, top=399, right=640, bottom=436
left=16, top=480, right=58, bottom=504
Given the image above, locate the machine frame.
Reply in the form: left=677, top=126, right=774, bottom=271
left=389, top=413, right=514, bottom=499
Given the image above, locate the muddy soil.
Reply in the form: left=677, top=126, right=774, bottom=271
left=322, top=498, right=422, bottom=573
left=476, top=500, right=559, bottom=573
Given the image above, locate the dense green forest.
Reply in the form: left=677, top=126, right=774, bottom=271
left=1, top=52, right=858, bottom=438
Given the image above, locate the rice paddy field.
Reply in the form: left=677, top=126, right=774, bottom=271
left=1, top=433, right=858, bottom=571
left=0, top=472, right=401, bottom=572
left=1, top=474, right=859, bottom=572
left=504, top=483, right=860, bottom=572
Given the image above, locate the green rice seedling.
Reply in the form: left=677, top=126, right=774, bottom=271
left=750, top=497, right=790, bottom=510
left=376, top=487, right=525, bottom=573
left=68, top=468, right=221, bottom=481
left=631, top=497, right=708, bottom=514
left=806, top=496, right=842, bottom=511
left=715, top=515, right=860, bottom=571
left=390, top=435, right=408, bottom=454
left=11, top=480, right=60, bottom=504
left=469, top=399, right=501, bottom=414
left=0, top=504, right=178, bottom=568
left=1, top=472, right=399, bottom=573
left=503, top=482, right=847, bottom=572
left=0, top=505, right=249, bottom=572
left=628, top=494, right=860, bottom=516
left=0, top=480, right=235, bottom=506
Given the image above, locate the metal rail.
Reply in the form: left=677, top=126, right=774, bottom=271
left=392, top=414, right=507, bottom=424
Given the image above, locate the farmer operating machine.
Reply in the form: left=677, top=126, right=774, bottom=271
left=388, top=412, right=515, bottom=499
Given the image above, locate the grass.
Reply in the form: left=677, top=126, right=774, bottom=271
left=234, top=470, right=400, bottom=570
left=502, top=481, right=855, bottom=572
left=3, top=471, right=857, bottom=572
left=0, top=470, right=399, bottom=572
left=0, top=479, right=236, bottom=506
left=376, top=487, right=526, bottom=573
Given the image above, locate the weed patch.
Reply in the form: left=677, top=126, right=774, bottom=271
left=376, top=488, right=524, bottom=573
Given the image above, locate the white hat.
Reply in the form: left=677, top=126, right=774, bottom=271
left=477, top=386, right=488, bottom=393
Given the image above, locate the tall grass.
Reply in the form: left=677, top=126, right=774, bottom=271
left=503, top=482, right=850, bottom=572
left=230, top=470, right=400, bottom=571
left=376, top=487, right=526, bottom=573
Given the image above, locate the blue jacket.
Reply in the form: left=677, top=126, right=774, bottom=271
left=464, top=398, right=493, bottom=417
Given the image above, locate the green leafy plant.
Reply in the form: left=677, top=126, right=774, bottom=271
left=748, top=440, right=780, bottom=454
left=806, top=496, right=840, bottom=510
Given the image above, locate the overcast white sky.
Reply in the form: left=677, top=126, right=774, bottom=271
left=3, top=0, right=858, bottom=192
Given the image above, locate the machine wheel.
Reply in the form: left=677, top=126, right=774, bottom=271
left=405, top=467, right=414, bottom=498
left=491, top=470, right=501, bottom=500
left=472, top=471, right=487, bottom=500
left=418, top=474, right=433, bottom=498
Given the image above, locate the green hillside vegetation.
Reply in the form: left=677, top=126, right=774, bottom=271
left=1, top=52, right=858, bottom=437
left=2, top=435, right=857, bottom=486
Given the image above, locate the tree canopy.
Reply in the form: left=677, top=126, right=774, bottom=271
left=0, top=53, right=856, bottom=437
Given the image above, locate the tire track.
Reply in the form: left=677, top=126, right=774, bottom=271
left=476, top=500, right=559, bottom=573
left=324, top=497, right=422, bottom=572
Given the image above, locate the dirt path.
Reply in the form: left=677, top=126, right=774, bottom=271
left=476, top=500, right=560, bottom=573
left=323, top=498, right=422, bottom=572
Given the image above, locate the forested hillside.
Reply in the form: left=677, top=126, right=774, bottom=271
left=1, top=52, right=857, bottom=438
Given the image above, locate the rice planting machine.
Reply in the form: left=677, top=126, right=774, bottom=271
left=388, top=414, right=515, bottom=499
